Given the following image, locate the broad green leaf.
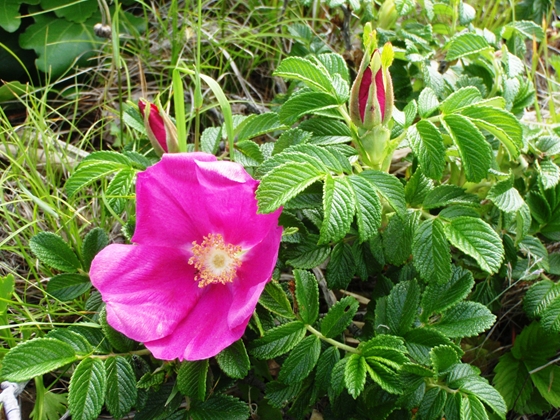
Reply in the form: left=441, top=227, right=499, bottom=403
left=460, top=105, right=523, bottom=159
left=443, top=114, right=492, bottom=183
left=285, top=234, right=331, bottom=269
left=457, top=379, right=507, bottom=418
left=42, top=0, right=97, bottom=22
left=81, top=228, right=108, bottom=271
left=200, top=127, right=222, bottom=154
left=30, top=232, right=81, bottom=273
left=258, top=149, right=326, bottom=178
left=386, top=280, right=420, bottom=336
left=320, top=296, right=359, bottom=338
left=493, top=352, right=532, bottom=411
left=524, top=279, right=560, bottom=319
left=418, top=87, right=440, bottom=118
left=278, top=92, right=340, bottom=125
left=329, top=358, right=348, bottom=399
left=487, top=178, right=524, bottom=212
left=235, top=140, right=263, bottom=166
left=99, top=307, right=136, bottom=353
left=47, top=274, right=91, bottom=301
left=68, top=358, right=107, bottom=420
left=177, top=359, right=208, bottom=401
left=417, top=387, right=446, bottom=420
left=313, top=53, right=350, bottom=84
left=257, top=161, right=326, bottom=213
left=536, top=136, right=560, bottom=156
left=348, top=175, right=382, bottom=242
left=432, top=301, right=496, bottom=338
left=403, top=100, right=418, bottom=128
left=519, top=235, right=549, bottom=271
left=446, top=33, right=490, bottom=61
left=383, top=211, right=420, bottom=266
left=502, top=20, right=545, bottom=41
left=530, top=365, right=560, bottom=407
left=284, top=143, right=352, bottom=174
left=430, top=345, right=460, bottom=375
left=66, top=162, right=129, bottom=198
left=359, top=170, right=407, bottom=216
left=421, top=266, right=475, bottom=318
left=134, top=382, right=181, bottom=420
left=404, top=328, right=461, bottom=366
left=236, top=112, right=286, bottom=141
left=444, top=216, right=504, bottom=274
left=259, top=281, right=295, bottom=319
left=0, top=0, right=22, bottom=32
left=190, top=394, right=249, bottom=420
left=216, top=340, right=250, bottom=379
left=423, top=185, right=479, bottom=210
left=105, top=356, right=137, bottom=420
left=538, top=159, right=560, bottom=189
left=315, top=347, right=341, bottom=394
left=68, top=324, right=111, bottom=354
left=440, top=87, right=483, bottom=114
left=412, top=218, right=451, bottom=284
left=294, top=269, right=319, bottom=325
left=408, top=120, right=445, bottom=180
left=45, top=329, right=92, bottom=355
left=265, top=380, right=303, bottom=408
left=345, top=354, right=367, bottom=398
left=272, top=128, right=312, bottom=155
left=540, top=298, right=560, bottom=333
left=326, top=242, right=356, bottom=290
left=250, top=321, right=307, bottom=359
left=320, top=175, right=355, bottom=244
left=365, top=359, right=403, bottom=395
left=405, top=169, right=434, bottom=208
left=274, top=56, right=334, bottom=93
left=299, top=117, right=352, bottom=145
left=278, top=335, right=321, bottom=383
left=461, top=394, right=489, bottom=420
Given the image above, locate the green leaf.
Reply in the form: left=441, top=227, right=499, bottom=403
left=285, top=143, right=352, bottom=174
left=404, top=328, right=461, bottom=366
left=68, top=324, right=111, bottom=354
left=42, top=0, right=97, bottom=22
left=294, top=269, right=319, bottom=325
left=536, top=136, right=560, bottom=156
left=250, top=321, right=307, bottom=359
left=418, top=87, right=440, bottom=118
left=99, top=307, right=136, bottom=353
left=511, top=322, right=560, bottom=362
left=259, top=281, right=295, bottom=319
left=257, top=161, right=326, bottom=213
left=365, top=359, right=403, bottom=395
left=236, top=112, right=286, bottom=141
left=313, top=53, right=350, bottom=84
left=444, top=216, right=504, bottom=274
left=405, top=169, right=434, bottom=208
left=457, top=379, right=507, bottom=418
left=345, top=354, right=367, bottom=398
left=272, top=128, right=312, bottom=155
left=105, top=356, right=137, bottom=419
left=383, top=211, right=420, bottom=266
left=530, top=364, right=560, bottom=407
left=0, top=338, right=76, bottom=381
left=386, top=280, right=420, bottom=335
left=278, top=92, right=340, bottom=125
left=278, top=335, right=321, bottom=383
left=461, top=394, right=489, bottom=420
left=215, top=340, right=250, bottom=379
left=524, top=279, right=560, bottom=319
left=430, top=345, right=460, bottom=375
left=418, top=387, right=446, bottom=420
left=105, top=169, right=135, bottom=214
left=274, top=56, right=334, bottom=93
left=359, top=170, right=407, bottom=216
left=329, top=358, right=348, bottom=399
left=326, top=242, right=356, bottom=290
left=235, top=140, right=263, bottom=166
left=423, top=185, right=479, bottom=210
left=285, top=234, right=331, bottom=269
left=190, top=394, right=249, bottom=420
left=487, top=178, right=524, bottom=212
left=539, top=298, right=560, bottom=333
left=177, top=359, right=208, bottom=401
left=432, top=301, right=496, bottom=338
left=265, top=380, right=303, bottom=408
left=459, top=105, right=523, bottom=159
left=502, top=20, right=545, bottom=41
left=66, top=162, right=127, bottom=198
left=81, top=228, right=108, bottom=272
left=46, top=329, right=93, bottom=355
left=493, top=352, right=532, bottom=411
left=0, top=0, right=22, bottom=32
left=200, top=127, right=222, bottom=154
left=440, top=87, right=483, bottom=114
left=348, top=175, right=382, bottom=242
left=421, top=266, right=475, bottom=317
left=68, top=358, right=107, bottom=420
left=412, top=218, right=451, bottom=284
left=446, top=33, right=490, bottom=61
left=315, top=347, right=341, bottom=393
left=299, top=117, right=352, bottom=145
left=30, top=232, right=81, bottom=272
left=320, top=175, right=355, bottom=243
left=408, top=121, right=445, bottom=180
left=538, top=159, right=560, bottom=190
left=443, top=114, right=492, bottom=183
left=320, top=296, right=359, bottom=338
left=47, top=274, right=91, bottom=301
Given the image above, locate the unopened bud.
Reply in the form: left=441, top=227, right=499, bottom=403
left=138, top=99, right=179, bottom=155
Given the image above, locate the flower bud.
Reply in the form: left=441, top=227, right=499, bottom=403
left=138, top=99, right=179, bottom=155
left=349, top=47, right=394, bottom=131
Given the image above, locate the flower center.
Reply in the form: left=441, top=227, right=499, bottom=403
left=188, top=233, right=242, bottom=288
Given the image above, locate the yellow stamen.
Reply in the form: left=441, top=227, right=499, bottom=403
left=188, top=233, right=242, bottom=288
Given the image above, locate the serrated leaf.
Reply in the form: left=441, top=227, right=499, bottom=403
left=105, top=356, right=137, bottom=419
left=421, top=266, right=475, bottom=317
left=457, top=379, right=507, bottom=418
left=215, top=340, right=250, bottom=379
left=446, top=33, right=490, bottom=61
left=190, top=394, right=249, bottom=420
left=200, top=127, right=222, bottom=154
left=444, top=216, right=504, bottom=274
left=539, top=298, right=560, bottom=333
left=30, top=232, right=81, bottom=272
left=443, top=114, right=492, bottom=183
left=493, top=352, right=532, bottom=411
left=105, top=169, right=135, bottom=214
left=294, top=269, right=319, bottom=325
left=383, top=211, right=420, bottom=266
left=365, top=359, right=403, bottom=395
left=345, top=354, right=367, bottom=398
left=259, top=281, right=294, bottom=319
left=359, top=170, right=407, bottom=215
left=529, top=364, right=560, bottom=407
left=68, top=358, right=107, bottom=420
left=329, top=358, right=348, bottom=399
left=257, top=161, right=326, bottom=213
left=236, top=112, right=285, bottom=141
left=47, top=273, right=91, bottom=301
left=272, top=128, right=312, bottom=155
left=299, top=117, right=352, bottom=145
left=404, top=328, right=461, bottom=366
left=412, top=218, right=451, bottom=284
left=81, top=228, right=108, bottom=272
left=250, top=321, right=307, bottom=359
left=418, top=386, right=446, bottom=420
left=432, top=301, right=496, bottom=338
left=66, top=162, right=128, bottom=198
left=274, top=56, right=334, bottom=93
left=440, top=87, right=483, bottom=114
left=177, top=359, right=208, bottom=401
left=326, top=242, right=356, bottom=290
left=461, top=393, right=489, bottom=420
left=538, top=159, right=560, bottom=189
left=278, top=92, right=340, bottom=125
left=348, top=175, right=382, bottom=242
left=524, top=279, right=560, bottom=319
left=502, top=20, right=545, bottom=41
left=320, top=175, right=355, bottom=243
left=46, top=329, right=93, bottom=355
left=278, top=335, right=321, bottom=383
left=265, top=380, right=303, bottom=408
left=418, top=87, right=440, bottom=118
left=99, top=307, right=136, bottom=353
left=68, top=324, right=111, bottom=354
left=423, top=185, right=479, bottom=209
left=408, top=121, right=445, bottom=180
left=430, top=345, right=459, bottom=375
left=386, top=280, right=420, bottom=335
left=405, top=168, right=434, bottom=208
left=313, top=53, right=350, bottom=84
left=315, top=347, right=341, bottom=393
left=285, top=234, right=331, bottom=269
left=285, top=143, right=352, bottom=174
left=536, top=136, right=560, bottom=156
left=487, top=178, right=524, bottom=212
left=320, top=296, right=359, bottom=338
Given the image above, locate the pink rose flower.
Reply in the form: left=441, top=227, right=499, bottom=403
left=90, top=153, right=283, bottom=360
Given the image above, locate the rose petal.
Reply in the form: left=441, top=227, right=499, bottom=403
left=359, top=67, right=372, bottom=123
left=375, top=69, right=386, bottom=121
left=90, top=243, right=200, bottom=342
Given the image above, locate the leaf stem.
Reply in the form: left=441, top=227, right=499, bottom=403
left=305, top=324, right=358, bottom=354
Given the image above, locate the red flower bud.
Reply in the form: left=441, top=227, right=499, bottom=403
left=138, top=99, right=179, bottom=155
